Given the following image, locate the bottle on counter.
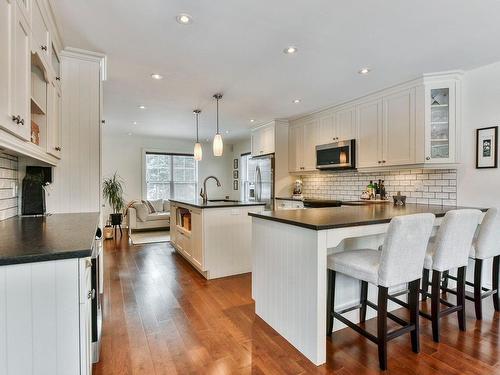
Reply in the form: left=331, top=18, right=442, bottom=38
left=367, top=180, right=375, bottom=199
left=380, top=180, right=386, bottom=199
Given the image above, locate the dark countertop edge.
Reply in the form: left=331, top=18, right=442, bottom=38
left=169, top=200, right=266, bottom=209
left=248, top=206, right=488, bottom=231
left=0, top=249, right=93, bottom=266
left=275, top=197, right=303, bottom=201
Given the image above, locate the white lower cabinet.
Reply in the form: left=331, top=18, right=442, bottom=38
left=275, top=199, right=304, bottom=210
left=0, top=257, right=93, bottom=375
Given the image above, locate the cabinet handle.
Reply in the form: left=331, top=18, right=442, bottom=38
left=87, top=289, right=95, bottom=300
left=19, top=118, right=24, bottom=126
left=426, top=156, right=431, bottom=161
left=41, top=45, right=47, bottom=51
left=378, top=161, right=381, bottom=164
left=55, top=146, right=61, bottom=151
left=12, top=115, right=21, bottom=124
left=382, top=160, right=386, bottom=163
left=56, top=77, right=61, bottom=81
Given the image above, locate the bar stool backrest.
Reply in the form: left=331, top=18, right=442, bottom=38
left=475, top=208, right=500, bottom=260
left=378, top=213, right=435, bottom=288
left=431, top=209, right=482, bottom=272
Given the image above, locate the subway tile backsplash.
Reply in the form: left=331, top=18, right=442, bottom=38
left=301, top=169, right=457, bottom=206
left=0, top=152, right=19, bottom=221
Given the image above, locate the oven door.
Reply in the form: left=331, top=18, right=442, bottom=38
left=316, top=140, right=356, bottom=170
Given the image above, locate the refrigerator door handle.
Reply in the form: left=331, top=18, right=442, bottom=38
left=256, top=165, right=262, bottom=202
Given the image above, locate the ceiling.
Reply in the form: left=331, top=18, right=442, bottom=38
left=51, top=0, right=500, bottom=142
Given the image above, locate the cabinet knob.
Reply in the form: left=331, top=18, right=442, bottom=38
left=55, top=146, right=61, bottom=151
left=19, top=118, right=24, bottom=126
left=56, top=77, right=61, bottom=81
left=41, top=45, right=47, bottom=51
left=12, top=115, right=21, bottom=124
left=426, top=156, right=431, bottom=161
left=382, top=160, right=386, bottom=163
left=378, top=161, right=381, bottom=164
left=88, top=289, right=95, bottom=300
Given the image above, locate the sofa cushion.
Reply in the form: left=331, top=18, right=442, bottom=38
left=143, top=200, right=156, bottom=213
left=133, top=202, right=149, bottom=222
left=163, top=200, right=170, bottom=212
left=150, top=199, right=164, bottom=212
left=146, top=212, right=170, bottom=221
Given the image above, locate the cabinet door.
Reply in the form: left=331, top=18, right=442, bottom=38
left=191, top=210, right=203, bottom=270
left=319, top=115, right=335, bottom=144
left=357, top=99, right=382, bottom=168
left=383, top=88, right=416, bottom=166
left=0, top=0, right=13, bottom=132
left=31, top=0, right=50, bottom=65
left=79, top=259, right=92, bottom=375
left=261, top=125, right=275, bottom=154
left=336, top=106, right=357, bottom=141
left=288, top=125, right=303, bottom=172
left=251, top=130, right=261, bottom=157
left=303, top=120, right=319, bottom=171
left=15, top=0, right=29, bottom=24
left=11, top=3, right=31, bottom=141
left=47, top=80, right=62, bottom=158
left=424, top=83, right=456, bottom=164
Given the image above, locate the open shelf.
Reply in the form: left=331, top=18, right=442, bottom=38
left=431, top=104, right=449, bottom=108
left=31, top=97, right=46, bottom=115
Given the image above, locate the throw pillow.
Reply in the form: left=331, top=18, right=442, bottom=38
left=133, top=203, right=149, bottom=222
left=150, top=199, right=164, bottom=212
left=163, top=200, right=170, bottom=212
left=142, top=200, right=156, bottom=213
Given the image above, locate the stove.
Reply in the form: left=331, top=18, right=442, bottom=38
left=302, top=199, right=343, bottom=208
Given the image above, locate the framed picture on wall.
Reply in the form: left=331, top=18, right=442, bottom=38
left=233, top=180, right=239, bottom=190
left=233, top=159, right=238, bottom=169
left=476, top=126, right=498, bottom=169
left=233, top=170, right=239, bottom=179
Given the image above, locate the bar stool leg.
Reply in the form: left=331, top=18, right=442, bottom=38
left=327, top=269, right=336, bottom=335
left=457, top=266, right=467, bottom=331
left=422, top=269, right=430, bottom=302
left=493, top=255, right=500, bottom=312
left=360, top=281, right=368, bottom=323
left=431, top=270, right=442, bottom=343
left=473, top=259, right=483, bottom=320
left=377, top=286, right=389, bottom=371
left=442, top=270, right=449, bottom=294
left=409, top=279, right=420, bottom=353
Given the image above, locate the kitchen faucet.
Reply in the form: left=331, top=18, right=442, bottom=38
left=200, top=176, right=221, bottom=203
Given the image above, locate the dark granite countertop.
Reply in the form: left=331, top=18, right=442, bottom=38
left=0, top=212, right=100, bottom=266
left=169, top=199, right=266, bottom=209
left=249, top=204, right=486, bottom=230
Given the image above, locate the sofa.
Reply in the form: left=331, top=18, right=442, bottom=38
left=128, top=199, right=170, bottom=234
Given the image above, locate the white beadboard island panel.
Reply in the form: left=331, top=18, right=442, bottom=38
left=0, top=259, right=81, bottom=375
left=252, top=218, right=327, bottom=365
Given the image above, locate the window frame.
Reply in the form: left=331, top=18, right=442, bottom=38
left=141, top=148, right=198, bottom=201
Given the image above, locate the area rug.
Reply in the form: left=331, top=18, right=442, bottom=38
left=129, top=231, right=170, bottom=245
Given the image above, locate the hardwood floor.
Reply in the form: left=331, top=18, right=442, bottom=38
left=94, top=234, right=500, bottom=375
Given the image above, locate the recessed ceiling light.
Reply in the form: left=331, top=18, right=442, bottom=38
left=127, top=132, right=132, bottom=136
left=151, top=73, right=163, bottom=80
left=133, top=121, right=137, bottom=125
left=293, top=99, right=301, bottom=104
left=358, top=67, right=371, bottom=75
left=176, top=13, right=192, bottom=25
left=138, top=105, right=146, bottom=109
left=225, top=130, right=229, bottom=134
left=250, top=119, right=255, bottom=123
left=283, top=46, right=298, bottom=54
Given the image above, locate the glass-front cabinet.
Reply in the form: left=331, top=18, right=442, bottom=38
left=424, top=77, right=459, bottom=164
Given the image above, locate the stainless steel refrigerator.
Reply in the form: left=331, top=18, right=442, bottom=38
left=246, top=154, right=274, bottom=210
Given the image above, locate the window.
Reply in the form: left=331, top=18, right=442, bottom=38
left=145, top=152, right=197, bottom=201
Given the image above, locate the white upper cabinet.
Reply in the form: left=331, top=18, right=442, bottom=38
left=423, top=79, right=458, bottom=164
left=303, top=119, right=319, bottom=171
left=335, top=106, right=357, bottom=142
left=16, top=0, right=30, bottom=24
left=288, top=120, right=319, bottom=172
left=382, top=87, right=416, bottom=166
left=0, top=0, right=13, bottom=134
left=288, top=124, right=304, bottom=172
left=32, top=0, right=50, bottom=68
left=251, top=122, right=275, bottom=156
left=46, top=80, right=61, bottom=158
left=357, top=99, right=383, bottom=168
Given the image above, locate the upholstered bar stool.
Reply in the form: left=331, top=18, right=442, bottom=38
left=327, top=213, right=435, bottom=370
left=441, top=208, right=500, bottom=320
left=420, top=209, right=482, bottom=342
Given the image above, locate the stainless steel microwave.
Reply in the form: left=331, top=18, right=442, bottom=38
left=316, top=139, right=356, bottom=170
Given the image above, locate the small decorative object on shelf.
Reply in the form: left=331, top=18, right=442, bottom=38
left=393, top=191, right=406, bottom=206
left=31, top=121, right=40, bottom=145
left=476, top=126, right=498, bottom=169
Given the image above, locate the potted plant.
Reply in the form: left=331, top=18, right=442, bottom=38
left=102, top=172, right=125, bottom=227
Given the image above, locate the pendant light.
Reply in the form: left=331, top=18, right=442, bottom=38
left=193, top=109, right=202, bottom=161
left=212, top=93, right=223, bottom=157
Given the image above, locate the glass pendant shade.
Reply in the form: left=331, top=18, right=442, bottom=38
left=194, top=142, right=203, bottom=161
left=213, top=133, right=223, bottom=157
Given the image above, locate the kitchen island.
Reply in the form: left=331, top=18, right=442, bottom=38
left=169, top=199, right=266, bottom=279
left=249, top=204, right=486, bottom=366
left=0, top=213, right=100, bottom=375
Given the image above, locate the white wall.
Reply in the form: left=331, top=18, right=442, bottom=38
left=458, top=61, right=500, bottom=207
left=102, top=134, right=234, bottom=210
